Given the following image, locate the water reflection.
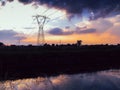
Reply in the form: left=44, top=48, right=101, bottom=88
left=0, top=69, right=120, bottom=90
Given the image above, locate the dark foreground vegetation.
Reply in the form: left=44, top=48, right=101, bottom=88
left=0, top=43, right=120, bottom=80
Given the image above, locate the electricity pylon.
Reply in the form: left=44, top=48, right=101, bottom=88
left=33, top=15, right=49, bottom=45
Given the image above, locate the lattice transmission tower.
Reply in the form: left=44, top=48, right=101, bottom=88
left=33, top=15, right=49, bottom=45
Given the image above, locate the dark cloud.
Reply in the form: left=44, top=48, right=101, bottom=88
left=48, top=28, right=73, bottom=35
left=48, top=27, right=96, bottom=35
left=0, top=30, right=26, bottom=43
left=0, top=0, right=13, bottom=6
left=48, top=28, right=63, bottom=35
left=65, top=26, right=70, bottom=29
left=1, top=1, right=6, bottom=6
left=19, top=0, right=32, bottom=4
left=76, top=28, right=96, bottom=34
left=0, top=30, right=17, bottom=39
left=17, top=0, right=120, bottom=19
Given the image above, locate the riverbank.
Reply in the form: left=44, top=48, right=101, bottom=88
left=0, top=44, right=120, bottom=80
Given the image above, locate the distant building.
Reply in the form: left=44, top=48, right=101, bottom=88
left=76, top=40, right=82, bottom=46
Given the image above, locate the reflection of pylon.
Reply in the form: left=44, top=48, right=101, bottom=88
left=33, top=15, right=49, bottom=45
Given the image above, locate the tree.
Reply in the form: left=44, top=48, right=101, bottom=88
left=0, top=42, right=5, bottom=46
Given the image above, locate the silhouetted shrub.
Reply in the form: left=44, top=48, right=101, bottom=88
left=0, top=42, right=4, bottom=46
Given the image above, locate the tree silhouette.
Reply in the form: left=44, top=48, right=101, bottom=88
left=0, top=42, right=4, bottom=46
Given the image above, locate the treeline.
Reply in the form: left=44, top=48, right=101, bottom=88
left=0, top=43, right=120, bottom=80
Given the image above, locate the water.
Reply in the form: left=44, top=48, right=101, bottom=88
left=0, top=69, right=120, bottom=90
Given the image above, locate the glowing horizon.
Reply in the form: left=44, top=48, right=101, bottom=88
left=0, top=0, right=120, bottom=45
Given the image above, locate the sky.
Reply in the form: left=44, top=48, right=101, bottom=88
left=0, top=0, right=120, bottom=45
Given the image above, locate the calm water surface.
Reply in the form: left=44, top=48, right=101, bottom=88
left=0, top=69, right=120, bottom=90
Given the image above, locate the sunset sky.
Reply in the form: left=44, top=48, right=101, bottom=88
left=0, top=0, right=120, bottom=45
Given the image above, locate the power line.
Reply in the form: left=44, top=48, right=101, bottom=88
left=49, top=15, right=65, bottom=22
left=41, top=8, right=50, bottom=15
left=47, top=10, right=59, bottom=17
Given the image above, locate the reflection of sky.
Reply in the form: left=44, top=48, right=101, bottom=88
left=1, top=69, right=120, bottom=90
